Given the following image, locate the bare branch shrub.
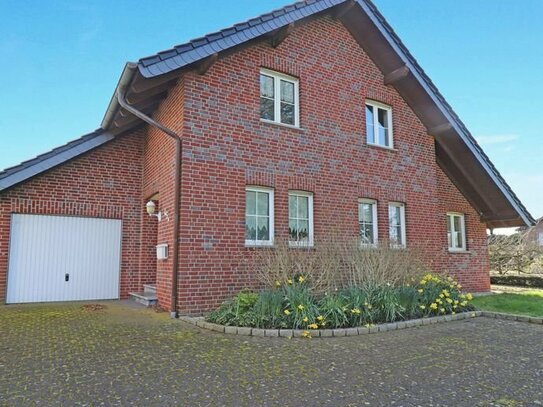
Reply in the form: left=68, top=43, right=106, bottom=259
left=247, top=237, right=428, bottom=293
left=489, top=233, right=543, bottom=275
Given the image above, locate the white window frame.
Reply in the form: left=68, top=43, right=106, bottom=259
left=447, top=212, right=467, bottom=252
left=260, top=68, right=300, bottom=128
left=365, top=100, right=393, bottom=148
left=288, top=191, right=314, bottom=247
left=245, top=186, right=274, bottom=247
left=388, top=202, right=406, bottom=248
left=358, top=198, right=378, bottom=247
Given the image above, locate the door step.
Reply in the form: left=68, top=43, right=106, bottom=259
left=143, top=284, right=157, bottom=295
left=129, top=291, right=158, bottom=307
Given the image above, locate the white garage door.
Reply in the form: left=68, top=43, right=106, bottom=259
left=7, top=214, right=122, bottom=303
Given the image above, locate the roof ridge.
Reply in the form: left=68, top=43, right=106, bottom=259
left=137, top=0, right=342, bottom=75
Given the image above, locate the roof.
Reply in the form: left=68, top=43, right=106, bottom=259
left=0, top=0, right=535, bottom=227
left=137, top=0, right=344, bottom=78
left=0, top=130, right=115, bottom=192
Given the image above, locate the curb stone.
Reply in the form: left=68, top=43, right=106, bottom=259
left=177, top=310, right=541, bottom=338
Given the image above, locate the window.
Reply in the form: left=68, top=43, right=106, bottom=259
left=260, top=69, right=299, bottom=127
left=388, top=202, right=406, bottom=247
left=245, top=186, right=274, bottom=246
left=447, top=213, right=466, bottom=251
left=288, top=191, right=313, bottom=246
left=538, top=232, right=543, bottom=246
left=366, top=101, right=393, bottom=148
left=359, top=199, right=378, bottom=246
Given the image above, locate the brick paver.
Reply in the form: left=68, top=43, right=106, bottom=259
left=1, top=301, right=542, bottom=406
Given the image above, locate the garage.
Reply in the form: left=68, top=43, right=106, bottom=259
left=6, top=214, right=122, bottom=303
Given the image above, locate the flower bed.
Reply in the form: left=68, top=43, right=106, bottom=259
left=206, top=273, right=475, bottom=338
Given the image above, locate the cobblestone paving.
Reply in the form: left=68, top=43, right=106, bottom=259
left=1, top=301, right=542, bottom=406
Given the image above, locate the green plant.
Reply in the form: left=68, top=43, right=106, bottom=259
left=282, top=283, right=319, bottom=329
left=318, top=292, right=348, bottom=328
left=253, top=289, right=285, bottom=328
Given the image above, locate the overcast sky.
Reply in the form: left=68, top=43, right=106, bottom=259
left=0, top=0, right=541, bottom=223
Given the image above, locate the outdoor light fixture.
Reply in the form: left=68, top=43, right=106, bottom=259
left=146, top=200, right=169, bottom=222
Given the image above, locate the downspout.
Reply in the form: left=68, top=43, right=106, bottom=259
left=116, top=63, right=181, bottom=319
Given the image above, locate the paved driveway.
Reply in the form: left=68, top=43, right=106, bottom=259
left=0, top=301, right=542, bottom=406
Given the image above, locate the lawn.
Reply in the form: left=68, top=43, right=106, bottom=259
left=472, top=288, right=543, bottom=317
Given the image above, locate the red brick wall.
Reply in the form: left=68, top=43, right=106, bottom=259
left=140, top=78, right=185, bottom=309
left=437, top=166, right=491, bottom=291
left=0, top=130, right=145, bottom=302
left=172, top=16, right=489, bottom=314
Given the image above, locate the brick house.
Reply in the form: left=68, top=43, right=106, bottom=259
left=0, top=0, right=534, bottom=315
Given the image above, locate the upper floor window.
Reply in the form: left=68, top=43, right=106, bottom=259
left=359, top=199, right=378, bottom=246
left=245, top=186, right=274, bottom=246
left=366, top=101, right=393, bottom=148
left=447, top=213, right=466, bottom=251
left=388, top=202, right=406, bottom=247
left=260, top=69, right=299, bottom=127
left=288, top=191, right=313, bottom=247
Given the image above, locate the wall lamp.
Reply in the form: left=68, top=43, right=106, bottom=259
left=146, top=200, right=169, bottom=222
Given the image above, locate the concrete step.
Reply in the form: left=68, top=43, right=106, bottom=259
left=143, top=284, right=157, bottom=295
left=129, top=291, right=158, bottom=307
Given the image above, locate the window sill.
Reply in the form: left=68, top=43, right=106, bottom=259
left=260, top=119, right=305, bottom=132
left=366, top=142, right=397, bottom=152
left=448, top=249, right=470, bottom=254
left=245, top=242, right=274, bottom=248
left=288, top=242, right=314, bottom=249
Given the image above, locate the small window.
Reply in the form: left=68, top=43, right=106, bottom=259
left=366, top=101, right=393, bottom=148
left=245, top=186, right=274, bottom=246
left=388, top=202, right=406, bottom=247
left=359, top=199, right=378, bottom=246
left=447, top=213, right=466, bottom=251
left=288, top=191, right=313, bottom=247
left=260, top=69, right=299, bottom=127
left=538, top=232, right=543, bottom=246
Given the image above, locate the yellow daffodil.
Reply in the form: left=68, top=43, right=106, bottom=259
left=417, top=289, right=424, bottom=293
left=303, top=316, right=309, bottom=323
left=351, top=308, right=361, bottom=315
left=287, top=279, right=293, bottom=285
left=308, top=323, right=318, bottom=329
left=419, top=305, right=426, bottom=310
left=453, top=305, right=457, bottom=309
left=297, top=304, right=304, bottom=311
left=367, top=304, right=373, bottom=310
left=466, top=293, right=473, bottom=301
left=298, top=275, right=305, bottom=283
left=284, top=309, right=291, bottom=315
left=275, top=281, right=281, bottom=287
left=439, top=293, right=444, bottom=299
left=436, top=299, right=442, bottom=304
left=430, top=303, right=438, bottom=310
left=317, top=315, right=324, bottom=321
left=302, top=331, right=312, bottom=338
left=452, top=311, right=456, bottom=315
left=320, top=321, right=326, bottom=327
left=440, top=308, right=445, bottom=313
left=457, top=284, right=462, bottom=289
left=446, top=298, right=453, bottom=304
left=460, top=301, right=468, bottom=307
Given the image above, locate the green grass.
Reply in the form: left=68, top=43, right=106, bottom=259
left=472, top=290, right=543, bottom=317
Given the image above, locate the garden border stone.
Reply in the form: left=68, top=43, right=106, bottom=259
left=179, top=311, right=543, bottom=338
left=176, top=311, right=507, bottom=338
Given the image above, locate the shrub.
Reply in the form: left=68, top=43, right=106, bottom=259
left=206, top=273, right=475, bottom=331
left=490, top=274, right=543, bottom=289
left=248, top=238, right=427, bottom=294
